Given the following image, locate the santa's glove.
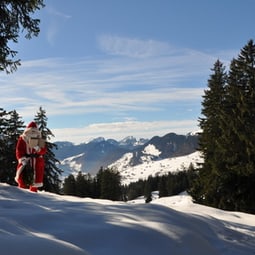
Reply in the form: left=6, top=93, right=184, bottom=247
left=34, top=146, right=40, bottom=152
left=19, top=157, right=29, bottom=166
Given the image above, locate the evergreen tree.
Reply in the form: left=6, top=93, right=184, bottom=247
left=222, top=40, right=255, bottom=175
left=99, top=168, right=122, bottom=201
left=191, top=40, right=255, bottom=213
left=90, top=176, right=100, bottom=199
left=126, top=179, right=145, bottom=200
left=75, top=171, right=93, bottom=197
left=63, top=174, right=76, bottom=196
left=85, top=173, right=94, bottom=197
left=34, top=107, right=63, bottom=193
left=158, top=175, right=168, bottom=198
left=4, top=110, right=24, bottom=185
left=144, top=175, right=153, bottom=203
left=216, top=40, right=255, bottom=212
left=190, top=60, right=227, bottom=207
left=167, top=173, right=175, bottom=195
left=0, top=0, right=45, bottom=73
left=95, top=167, right=104, bottom=198
left=0, top=108, right=9, bottom=182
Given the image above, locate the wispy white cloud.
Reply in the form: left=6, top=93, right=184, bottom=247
left=51, top=120, right=199, bottom=144
left=98, top=35, right=175, bottom=58
left=97, top=35, right=237, bottom=76
left=0, top=35, right=236, bottom=142
left=47, top=6, right=72, bottom=20
left=44, top=5, right=72, bottom=46
left=0, top=63, right=204, bottom=117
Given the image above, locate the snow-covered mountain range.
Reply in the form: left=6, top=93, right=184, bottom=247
left=54, top=132, right=200, bottom=184
left=110, top=150, right=202, bottom=185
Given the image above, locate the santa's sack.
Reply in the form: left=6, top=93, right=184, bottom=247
left=22, top=164, right=34, bottom=186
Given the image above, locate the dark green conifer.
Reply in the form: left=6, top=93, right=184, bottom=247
left=0, top=109, right=24, bottom=184
left=190, top=60, right=227, bottom=206
left=191, top=40, right=255, bottom=213
left=216, top=40, right=255, bottom=212
left=4, top=110, right=25, bottom=185
left=158, top=175, right=168, bottom=198
left=63, top=174, right=76, bottom=196
left=99, top=168, right=122, bottom=201
left=34, top=106, right=63, bottom=193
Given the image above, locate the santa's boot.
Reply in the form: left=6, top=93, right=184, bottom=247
left=18, top=178, right=29, bottom=189
left=29, top=186, right=38, bottom=192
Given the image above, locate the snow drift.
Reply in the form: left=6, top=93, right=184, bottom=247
left=0, top=183, right=254, bottom=255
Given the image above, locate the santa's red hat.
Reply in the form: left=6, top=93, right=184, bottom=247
left=23, top=121, right=39, bottom=136
left=27, top=121, right=37, bottom=129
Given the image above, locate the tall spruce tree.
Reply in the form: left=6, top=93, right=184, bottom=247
left=63, top=174, right=76, bottom=196
left=34, top=107, right=63, bottom=193
left=191, top=40, right=255, bottom=213
left=191, top=60, right=227, bottom=207
left=0, top=108, right=9, bottom=182
left=158, top=175, right=168, bottom=198
left=144, top=176, right=153, bottom=203
left=99, top=168, right=122, bottom=201
left=4, top=110, right=25, bottom=185
left=215, top=40, right=255, bottom=212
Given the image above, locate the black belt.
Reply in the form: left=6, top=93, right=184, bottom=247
left=25, top=153, right=42, bottom=158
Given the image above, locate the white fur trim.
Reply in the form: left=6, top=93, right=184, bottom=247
left=31, top=182, right=43, bottom=188
left=23, top=127, right=41, bottom=138
left=18, top=157, right=27, bottom=164
left=15, top=165, right=25, bottom=183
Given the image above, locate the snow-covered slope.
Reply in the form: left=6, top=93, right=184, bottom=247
left=59, top=148, right=203, bottom=185
left=110, top=150, right=202, bottom=185
left=60, top=153, right=84, bottom=177
left=1, top=183, right=254, bottom=255
left=57, top=153, right=85, bottom=182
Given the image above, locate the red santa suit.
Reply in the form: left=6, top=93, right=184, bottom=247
left=15, top=121, right=46, bottom=192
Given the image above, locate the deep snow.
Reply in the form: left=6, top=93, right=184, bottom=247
left=0, top=183, right=254, bottom=255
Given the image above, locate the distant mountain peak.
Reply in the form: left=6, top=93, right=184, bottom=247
left=90, top=137, right=105, bottom=143
left=118, top=136, right=149, bottom=149
left=186, top=130, right=201, bottom=136
left=119, top=136, right=137, bottom=144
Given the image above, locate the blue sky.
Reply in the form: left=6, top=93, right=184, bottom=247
left=1, top=0, right=255, bottom=144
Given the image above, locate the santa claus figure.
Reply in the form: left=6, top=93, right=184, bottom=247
left=15, top=121, right=46, bottom=192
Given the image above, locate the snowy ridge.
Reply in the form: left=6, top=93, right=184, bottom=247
left=0, top=183, right=254, bottom=255
left=60, top=153, right=84, bottom=178
left=110, top=151, right=203, bottom=185
left=142, top=143, right=161, bottom=157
